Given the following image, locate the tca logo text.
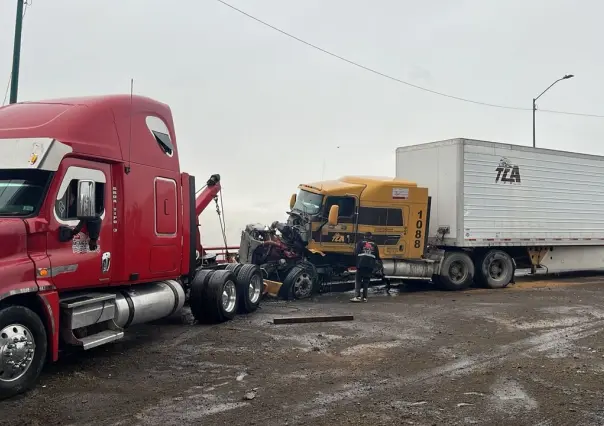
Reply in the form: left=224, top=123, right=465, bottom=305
left=495, top=157, right=521, bottom=184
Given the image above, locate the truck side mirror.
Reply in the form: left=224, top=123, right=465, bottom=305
left=328, top=205, right=339, bottom=226
left=76, top=180, right=97, bottom=220
left=289, top=193, right=297, bottom=210
left=76, top=180, right=101, bottom=250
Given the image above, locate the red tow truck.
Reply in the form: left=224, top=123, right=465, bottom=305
left=0, top=94, right=264, bottom=399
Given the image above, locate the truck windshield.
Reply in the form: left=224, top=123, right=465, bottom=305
left=293, top=189, right=323, bottom=215
left=0, top=169, right=52, bottom=217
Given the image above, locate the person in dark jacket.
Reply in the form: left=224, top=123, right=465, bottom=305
left=350, top=232, right=381, bottom=302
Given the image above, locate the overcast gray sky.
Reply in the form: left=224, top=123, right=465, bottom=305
left=1, top=0, right=603, bottom=248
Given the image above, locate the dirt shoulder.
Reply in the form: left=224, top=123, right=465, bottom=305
left=3, top=275, right=604, bottom=425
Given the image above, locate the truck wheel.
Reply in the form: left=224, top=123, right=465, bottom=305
left=278, top=266, right=314, bottom=300
left=0, top=305, right=47, bottom=400
left=200, top=270, right=239, bottom=323
left=235, top=264, right=263, bottom=314
left=439, top=251, right=474, bottom=291
left=225, top=263, right=244, bottom=276
left=297, top=261, right=320, bottom=293
left=189, top=269, right=215, bottom=322
left=476, top=250, right=514, bottom=289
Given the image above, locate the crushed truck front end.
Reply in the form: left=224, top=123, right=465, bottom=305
left=240, top=176, right=439, bottom=299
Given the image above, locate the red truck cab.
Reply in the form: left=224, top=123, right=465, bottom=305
left=0, top=95, right=263, bottom=399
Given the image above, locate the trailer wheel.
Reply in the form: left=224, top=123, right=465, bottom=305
left=279, top=266, right=314, bottom=300
left=439, top=251, right=474, bottom=291
left=235, top=264, right=263, bottom=314
left=476, top=250, right=514, bottom=289
left=200, top=270, right=239, bottom=323
left=0, top=305, right=47, bottom=400
left=190, top=269, right=215, bottom=322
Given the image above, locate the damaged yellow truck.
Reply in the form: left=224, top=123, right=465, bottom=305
left=239, top=175, right=450, bottom=299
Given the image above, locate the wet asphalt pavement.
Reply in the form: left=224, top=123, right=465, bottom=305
left=3, top=274, right=604, bottom=425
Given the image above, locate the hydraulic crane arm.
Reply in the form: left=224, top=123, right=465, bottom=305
left=196, top=174, right=221, bottom=216
left=194, top=174, right=223, bottom=261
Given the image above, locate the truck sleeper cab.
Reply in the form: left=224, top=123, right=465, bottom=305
left=0, top=95, right=264, bottom=399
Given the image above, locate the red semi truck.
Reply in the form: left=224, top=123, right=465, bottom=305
left=0, top=94, right=264, bottom=399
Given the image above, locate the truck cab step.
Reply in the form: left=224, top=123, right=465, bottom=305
left=77, top=329, right=124, bottom=350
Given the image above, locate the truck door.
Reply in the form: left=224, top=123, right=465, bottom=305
left=46, top=159, right=113, bottom=290
left=321, top=196, right=357, bottom=250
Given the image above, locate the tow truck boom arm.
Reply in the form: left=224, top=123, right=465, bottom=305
left=196, top=174, right=221, bottom=217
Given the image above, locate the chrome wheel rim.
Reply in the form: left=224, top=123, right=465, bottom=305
left=248, top=275, right=262, bottom=304
left=222, top=280, right=237, bottom=313
left=0, top=324, right=35, bottom=382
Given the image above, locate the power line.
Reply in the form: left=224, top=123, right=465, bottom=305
left=2, top=0, right=30, bottom=107
left=215, top=0, right=604, bottom=119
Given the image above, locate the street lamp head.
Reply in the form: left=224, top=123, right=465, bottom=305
left=563, top=74, right=574, bottom=79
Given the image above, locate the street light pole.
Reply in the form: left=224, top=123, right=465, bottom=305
left=532, top=74, right=574, bottom=148
left=9, top=0, right=25, bottom=104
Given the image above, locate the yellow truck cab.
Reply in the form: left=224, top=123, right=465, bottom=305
left=290, top=176, right=430, bottom=262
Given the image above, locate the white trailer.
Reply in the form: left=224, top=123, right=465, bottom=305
left=396, top=138, right=604, bottom=289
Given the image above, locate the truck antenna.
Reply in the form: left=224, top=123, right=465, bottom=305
left=125, top=78, right=134, bottom=174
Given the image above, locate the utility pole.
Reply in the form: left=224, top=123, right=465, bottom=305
left=9, top=0, right=25, bottom=104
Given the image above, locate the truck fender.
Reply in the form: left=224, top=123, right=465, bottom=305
left=36, top=290, right=60, bottom=362
left=0, top=283, right=59, bottom=363
left=0, top=281, right=39, bottom=302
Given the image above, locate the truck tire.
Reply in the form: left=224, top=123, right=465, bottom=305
left=200, top=270, right=239, bottom=323
left=439, top=251, right=474, bottom=291
left=0, top=305, right=47, bottom=400
left=235, top=264, right=263, bottom=314
left=278, top=266, right=314, bottom=300
left=297, top=261, right=320, bottom=293
left=189, top=269, right=215, bottom=322
left=225, top=263, right=244, bottom=276
left=475, top=250, right=514, bottom=289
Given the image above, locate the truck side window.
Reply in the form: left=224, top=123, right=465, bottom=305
left=386, top=209, right=404, bottom=226
left=55, top=179, right=105, bottom=220
left=358, top=207, right=388, bottom=225
left=146, top=116, right=175, bottom=157
left=324, top=196, right=355, bottom=219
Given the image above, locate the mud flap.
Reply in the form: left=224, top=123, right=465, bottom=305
left=510, top=257, right=517, bottom=284
left=263, top=279, right=283, bottom=298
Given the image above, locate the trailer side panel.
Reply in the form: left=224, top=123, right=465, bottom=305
left=398, top=138, right=604, bottom=248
